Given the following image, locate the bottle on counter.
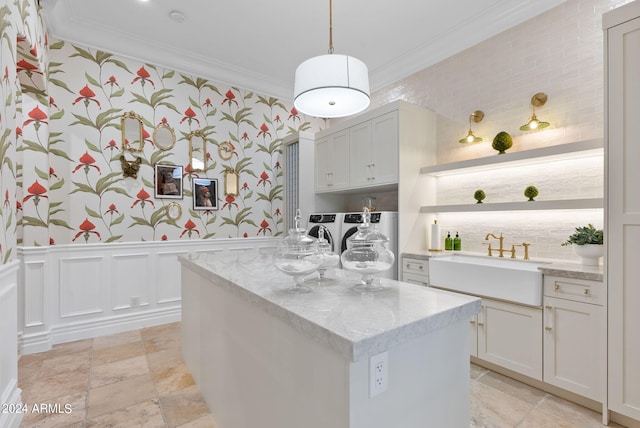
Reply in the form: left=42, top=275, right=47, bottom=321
left=445, top=232, right=453, bottom=251
left=453, top=232, right=461, bottom=251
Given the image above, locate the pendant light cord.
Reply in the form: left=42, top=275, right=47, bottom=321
left=328, top=0, right=334, bottom=54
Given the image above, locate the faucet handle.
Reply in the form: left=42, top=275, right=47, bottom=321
left=483, top=242, right=493, bottom=257
left=522, top=243, right=531, bottom=260
left=510, top=244, right=522, bottom=259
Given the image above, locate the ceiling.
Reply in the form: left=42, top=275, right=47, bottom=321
left=41, top=0, right=567, bottom=101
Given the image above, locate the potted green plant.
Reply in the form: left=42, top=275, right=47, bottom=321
left=561, top=224, right=603, bottom=265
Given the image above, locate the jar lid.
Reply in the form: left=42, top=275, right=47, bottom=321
left=348, top=208, right=389, bottom=245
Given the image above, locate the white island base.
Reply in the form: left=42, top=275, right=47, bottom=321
left=180, top=249, right=480, bottom=428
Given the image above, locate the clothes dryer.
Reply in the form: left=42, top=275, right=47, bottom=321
left=340, top=211, right=398, bottom=280
left=306, top=213, right=343, bottom=254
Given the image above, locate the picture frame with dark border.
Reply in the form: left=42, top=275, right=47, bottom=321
left=193, top=177, right=218, bottom=210
left=154, top=164, right=183, bottom=199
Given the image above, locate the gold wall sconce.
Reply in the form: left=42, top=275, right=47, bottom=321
left=224, top=168, right=240, bottom=196
left=459, top=110, right=484, bottom=144
left=520, top=92, right=550, bottom=131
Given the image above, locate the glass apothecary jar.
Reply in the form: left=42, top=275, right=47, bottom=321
left=340, top=208, right=395, bottom=291
left=312, top=227, right=340, bottom=284
left=273, top=209, right=323, bottom=293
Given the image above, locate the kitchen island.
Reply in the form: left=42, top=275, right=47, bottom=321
left=179, top=248, right=480, bottom=428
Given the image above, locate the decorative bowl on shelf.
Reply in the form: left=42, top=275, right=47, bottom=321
left=340, top=208, right=395, bottom=291
left=273, top=209, right=323, bottom=293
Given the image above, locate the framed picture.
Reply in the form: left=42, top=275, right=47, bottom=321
left=193, top=177, right=218, bottom=210
left=154, top=164, right=183, bottom=199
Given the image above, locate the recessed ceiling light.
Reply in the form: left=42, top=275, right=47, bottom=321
left=169, top=10, right=186, bottom=23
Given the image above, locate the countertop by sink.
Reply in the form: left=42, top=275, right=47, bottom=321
left=401, top=250, right=604, bottom=282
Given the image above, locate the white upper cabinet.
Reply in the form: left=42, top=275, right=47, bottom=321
left=315, top=130, right=349, bottom=192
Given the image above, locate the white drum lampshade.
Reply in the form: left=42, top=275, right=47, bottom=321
left=294, top=54, right=370, bottom=118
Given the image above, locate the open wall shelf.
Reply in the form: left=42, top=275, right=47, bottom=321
left=420, top=139, right=603, bottom=176
left=420, top=198, right=603, bottom=213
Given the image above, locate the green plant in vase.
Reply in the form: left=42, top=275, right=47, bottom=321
left=492, top=131, right=513, bottom=154
left=561, top=224, right=603, bottom=246
left=474, top=189, right=486, bottom=204
left=524, top=185, right=539, bottom=201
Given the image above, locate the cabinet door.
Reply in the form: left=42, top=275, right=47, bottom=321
left=543, top=297, right=603, bottom=401
left=348, top=121, right=372, bottom=188
left=315, top=131, right=349, bottom=192
left=606, top=8, right=640, bottom=421
left=477, top=299, right=542, bottom=380
left=370, top=111, right=399, bottom=185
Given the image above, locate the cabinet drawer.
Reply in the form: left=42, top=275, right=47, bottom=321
left=544, top=275, right=604, bottom=306
left=403, top=272, right=429, bottom=287
left=403, top=257, right=428, bottom=275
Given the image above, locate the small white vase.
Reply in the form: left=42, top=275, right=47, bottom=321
left=573, top=244, right=603, bottom=266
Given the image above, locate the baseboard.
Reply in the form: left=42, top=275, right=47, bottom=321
left=19, top=306, right=181, bottom=354
left=0, top=380, right=23, bottom=428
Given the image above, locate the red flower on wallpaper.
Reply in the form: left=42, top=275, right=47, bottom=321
left=49, top=167, right=59, bottom=179
left=23, top=180, right=48, bottom=204
left=3, top=66, right=9, bottom=84
left=72, top=85, right=101, bottom=108
left=241, top=132, right=249, bottom=142
left=274, top=208, right=281, bottom=217
left=288, top=107, right=300, bottom=122
left=16, top=127, right=22, bottom=137
left=3, top=189, right=10, bottom=209
left=257, top=219, right=271, bottom=235
left=241, top=182, right=249, bottom=192
left=104, top=204, right=119, bottom=215
left=202, top=98, right=214, bottom=109
left=161, top=235, right=168, bottom=241
left=180, top=107, right=199, bottom=125
left=104, top=75, right=120, bottom=88
left=222, top=90, right=238, bottom=107
left=274, top=161, right=281, bottom=170
left=49, top=96, right=59, bottom=110
left=257, top=171, right=271, bottom=186
left=72, top=218, right=101, bottom=243
left=131, top=189, right=154, bottom=209
left=16, top=59, right=43, bottom=75
left=131, top=66, right=155, bottom=88
left=243, top=232, right=248, bottom=238
left=49, top=238, right=55, bottom=245
left=180, top=219, right=200, bottom=238
left=274, top=114, right=282, bottom=124
left=72, top=152, right=101, bottom=174
left=104, top=139, right=120, bottom=151
left=257, top=123, right=271, bottom=139
left=23, top=106, right=48, bottom=129
left=222, top=194, right=238, bottom=210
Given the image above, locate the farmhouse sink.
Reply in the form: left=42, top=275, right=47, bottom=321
left=428, top=254, right=547, bottom=306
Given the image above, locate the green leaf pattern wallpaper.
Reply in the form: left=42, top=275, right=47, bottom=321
left=8, top=20, right=324, bottom=254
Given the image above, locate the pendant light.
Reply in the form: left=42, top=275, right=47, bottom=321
left=293, top=0, right=370, bottom=118
left=458, top=110, right=484, bottom=144
left=520, top=92, right=550, bottom=131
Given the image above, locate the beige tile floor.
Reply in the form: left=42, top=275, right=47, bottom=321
left=17, top=322, right=620, bottom=428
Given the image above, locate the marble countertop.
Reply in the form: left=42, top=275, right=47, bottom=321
left=179, top=248, right=481, bottom=362
left=401, top=250, right=604, bottom=282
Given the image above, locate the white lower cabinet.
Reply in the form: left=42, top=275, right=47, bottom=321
left=401, top=257, right=428, bottom=286
left=543, top=275, right=605, bottom=402
left=470, top=298, right=543, bottom=380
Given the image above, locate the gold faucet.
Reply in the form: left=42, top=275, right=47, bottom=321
left=484, top=233, right=505, bottom=257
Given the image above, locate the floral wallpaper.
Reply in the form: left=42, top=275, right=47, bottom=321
left=16, top=37, right=322, bottom=247
left=1, top=0, right=47, bottom=264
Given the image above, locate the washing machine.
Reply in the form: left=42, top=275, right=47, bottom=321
left=306, top=213, right=343, bottom=254
left=340, top=211, right=398, bottom=280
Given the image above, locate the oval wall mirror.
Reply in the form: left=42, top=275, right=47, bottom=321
left=153, top=123, right=176, bottom=151
left=122, top=111, right=144, bottom=152
left=189, top=130, right=207, bottom=172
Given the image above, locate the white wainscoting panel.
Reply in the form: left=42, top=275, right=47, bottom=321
left=18, top=237, right=278, bottom=354
left=0, top=261, right=23, bottom=428
left=112, top=252, right=151, bottom=311
left=59, top=255, right=105, bottom=318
